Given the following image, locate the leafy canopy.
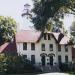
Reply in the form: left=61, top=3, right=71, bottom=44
left=70, top=21, right=75, bottom=43
left=0, top=16, right=17, bottom=45
left=31, top=0, right=75, bottom=31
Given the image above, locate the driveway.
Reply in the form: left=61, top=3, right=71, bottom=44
left=39, top=73, right=69, bottom=75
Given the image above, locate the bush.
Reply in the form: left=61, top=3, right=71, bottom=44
left=59, top=62, right=75, bottom=72
left=0, top=54, right=42, bottom=74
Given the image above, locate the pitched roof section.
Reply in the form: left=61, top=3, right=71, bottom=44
left=0, top=41, right=17, bottom=53
left=60, top=36, right=70, bottom=44
left=16, top=30, right=41, bottom=43
left=15, top=30, right=73, bottom=45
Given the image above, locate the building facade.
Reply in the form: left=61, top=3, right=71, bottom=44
left=16, top=30, right=73, bottom=66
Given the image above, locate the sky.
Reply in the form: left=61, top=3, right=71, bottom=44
left=0, top=0, right=74, bottom=31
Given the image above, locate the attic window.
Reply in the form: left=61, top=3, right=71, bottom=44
left=44, top=33, right=46, bottom=40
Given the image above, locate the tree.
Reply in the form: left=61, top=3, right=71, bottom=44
left=0, top=16, right=17, bottom=45
left=70, top=21, right=75, bottom=42
left=31, top=0, right=75, bottom=31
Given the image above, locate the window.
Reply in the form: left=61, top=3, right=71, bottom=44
left=41, top=44, right=45, bottom=51
left=23, top=42, right=27, bottom=50
left=44, top=33, right=46, bottom=40
left=49, top=44, right=53, bottom=51
left=23, top=55, right=27, bottom=59
left=58, top=55, right=62, bottom=63
left=65, top=45, right=68, bottom=52
left=58, top=45, right=61, bottom=51
left=65, top=55, right=68, bottom=63
left=31, top=55, right=35, bottom=64
left=31, top=43, right=35, bottom=50
left=48, top=34, right=50, bottom=40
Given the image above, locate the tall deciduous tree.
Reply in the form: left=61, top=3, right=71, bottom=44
left=70, top=21, right=75, bottom=42
left=0, top=16, right=17, bottom=45
left=31, top=0, right=75, bottom=31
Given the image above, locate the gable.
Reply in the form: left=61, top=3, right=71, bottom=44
left=37, top=32, right=59, bottom=43
left=15, top=30, right=73, bottom=45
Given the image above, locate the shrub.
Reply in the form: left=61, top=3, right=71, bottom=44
left=59, top=62, right=75, bottom=72
left=0, top=54, right=42, bottom=74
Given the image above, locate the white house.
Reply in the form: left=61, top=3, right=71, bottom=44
left=15, top=30, right=73, bottom=66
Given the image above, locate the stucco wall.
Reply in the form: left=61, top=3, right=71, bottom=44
left=16, top=35, right=72, bottom=66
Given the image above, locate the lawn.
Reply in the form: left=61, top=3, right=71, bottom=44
left=9, top=74, right=36, bottom=75
left=69, top=72, right=75, bottom=75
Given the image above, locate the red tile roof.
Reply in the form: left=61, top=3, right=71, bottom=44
left=16, top=30, right=41, bottom=43
left=0, top=41, right=17, bottom=53
left=15, top=30, right=73, bottom=45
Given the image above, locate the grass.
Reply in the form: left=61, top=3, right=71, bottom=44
left=69, top=72, right=75, bottom=75
left=9, top=74, right=37, bottom=75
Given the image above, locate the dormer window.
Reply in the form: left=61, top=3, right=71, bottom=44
left=44, top=33, right=46, bottom=40
left=48, top=34, right=50, bottom=40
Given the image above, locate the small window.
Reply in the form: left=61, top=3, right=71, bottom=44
left=41, top=44, right=45, bottom=51
left=44, top=33, right=46, bottom=40
left=58, top=45, right=61, bottom=51
left=31, top=55, right=35, bottom=64
left=65, top=55, right=68, bottom=63
left=23, top=55, right=27, bottom=59
left=49, top=44, right=53, bottom=51
left=31, top=43, right=35, bottom=50
left=48, top=34, right=50, bottom=40
left=23, top=42, right=27, bottom=50
left=58, top=55, right=62, bottom=63
left=65, top=45, right=68, bottom=52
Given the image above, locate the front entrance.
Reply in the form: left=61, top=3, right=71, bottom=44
left=41, top=56, right=45, bottom=66
left=49, top=56, right=53, bottom=66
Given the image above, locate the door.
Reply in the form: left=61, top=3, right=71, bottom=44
left=49, top=56, right=53, bottom=66
left=41, top=56, right=45, bottom=66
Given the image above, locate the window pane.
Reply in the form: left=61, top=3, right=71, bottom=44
left=31, top=55, right=35, bottom=64
left=44, top=33, right=46, bottom=40
left=48, top=34, right=50, bottom=40
left=23, top=43, right=27, bottom=50
left=65, top=45, right=68, bottom=52
left=31, top=43, right=35, bottom=50
left=58, top=45, right=61, bottom=51
left=49, top=44, right=53, bottom=51
left=42, top=44, right=45, bottom=51
left=23, top=55, right=27, bottom=59
left=58, top=55, right=62, bottom=63
left=65, top=55, right=68, bottom=63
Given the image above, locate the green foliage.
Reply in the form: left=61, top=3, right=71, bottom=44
left=70, top=21, right=75, bottom=43
left=31, top=0, right=75, bottom=31
left=0, top=54, right=42, bottom=74
left=0, top=16, right=17, bottom=45
left=59, top=62, right=75, bottom=72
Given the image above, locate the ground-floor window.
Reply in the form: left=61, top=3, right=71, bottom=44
left=31, top=55, right=35, bottom=64
left=22, top=55, right=27, bottom=61
left=65, top=55, right=68, bottom=63
left=58, top=55, right=62, bottom=64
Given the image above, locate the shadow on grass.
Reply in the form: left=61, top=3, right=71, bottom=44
left=69, top=72, right=75, bottom=75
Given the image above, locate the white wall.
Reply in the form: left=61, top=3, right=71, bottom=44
left=16, top=34, right=72, bottom=66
